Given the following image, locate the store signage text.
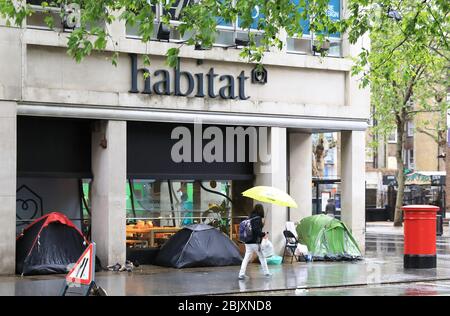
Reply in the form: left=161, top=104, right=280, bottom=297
left=129, top=53, right=250, bottom=100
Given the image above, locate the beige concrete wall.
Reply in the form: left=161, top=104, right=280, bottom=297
left=0, top=101, right=16, bottom=275
left=0, top=26, right=22, bottom=101
left=341, top=131, right=366, bottom=253
left=289, top=132, right=313, bottom=222
left=254, top=127, right=288, bottom=256
left=21, top=44, right=367, bottom=121
left=91, top=120, right=127, bottom=266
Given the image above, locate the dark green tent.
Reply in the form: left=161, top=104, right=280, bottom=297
left=296, top=214, right=362, bottom=261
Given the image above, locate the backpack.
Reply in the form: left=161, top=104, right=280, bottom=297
left=239, top=216, right=259, bottom=243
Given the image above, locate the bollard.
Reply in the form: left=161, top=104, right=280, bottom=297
left=402, top=205, right=439, bottom=269
left=436, top=214, right=443, bottom=237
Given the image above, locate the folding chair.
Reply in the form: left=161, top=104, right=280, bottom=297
left=282, top=230, right=299, bottom=263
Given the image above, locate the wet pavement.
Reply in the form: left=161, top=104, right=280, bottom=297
left=1, top=222, right=449, bottom=296
left=231, top=280, right=450, bottom=296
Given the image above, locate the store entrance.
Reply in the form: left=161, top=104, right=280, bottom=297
left=125, top=121, right=255, bottom=251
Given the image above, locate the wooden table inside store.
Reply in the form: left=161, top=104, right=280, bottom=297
left=126, top=225, right=182, bottom=247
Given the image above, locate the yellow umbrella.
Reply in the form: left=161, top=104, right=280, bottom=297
left=242, top=186, right=298, bottom=208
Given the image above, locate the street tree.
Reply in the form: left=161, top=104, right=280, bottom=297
left=0, top=0, right=343, bottom=67
left=352, top=0, right=449, bottom=226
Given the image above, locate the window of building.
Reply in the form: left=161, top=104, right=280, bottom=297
left=407, top=149, right=415, bottom=170
left=125, top=1, right=264, bottom=47
left=388, top=130, right=397, bottom=143
left=125, top=1, right=202, bottom=42
left=125, top=2, right=159, bottom=40
left=26, top=0, right=63, bottom=30
left=365, top=147, right=374, bottom=163
left=26, top=0, right=104, bottom=31
left=286, top=0, right=342, bottom=57
left=407, top=121, right=414, bottom=137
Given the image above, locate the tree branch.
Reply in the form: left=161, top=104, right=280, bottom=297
left=426, top=3, right=449, bottom=50
left=429, top=45, right=450, bottom=62
left=372, top=0, right=428, bottom=72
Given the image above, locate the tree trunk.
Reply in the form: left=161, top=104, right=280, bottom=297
left=394, top=117, right=406, bottom=227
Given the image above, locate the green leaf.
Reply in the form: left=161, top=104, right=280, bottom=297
left=166, top=47, right=180, bottom=68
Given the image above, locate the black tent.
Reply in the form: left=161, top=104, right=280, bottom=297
left=155, top=224, right=242, bottom=268
left=16, top=212, right=88, bottom=275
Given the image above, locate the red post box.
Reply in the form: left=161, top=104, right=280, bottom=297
left=402, top=205, right=439, bottom=269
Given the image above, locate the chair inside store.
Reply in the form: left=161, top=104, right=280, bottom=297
left=126, top=220, right=182, bottom=248
left=126, top=220, right=151, bottom=248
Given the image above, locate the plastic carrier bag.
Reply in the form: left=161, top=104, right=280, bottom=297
left=261, top=239, right=274, bottom=258
left=266, top=255, right=283, bottom=265
left=295, top=243, right=309, bottom=256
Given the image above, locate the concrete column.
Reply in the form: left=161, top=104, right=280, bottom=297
left=0, top=101, right=17, bottom=275
left=254, top=127, right=288, bottom=255
left=341, top=130, right=366, bottom=253
left=91, top=120, right=127, bottom=266
left=289, top=132, right=312, bottom=223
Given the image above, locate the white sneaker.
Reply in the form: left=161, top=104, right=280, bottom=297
left=238, top=274, right=248, bottom=280
left=264, top=272, right=272, bottom=277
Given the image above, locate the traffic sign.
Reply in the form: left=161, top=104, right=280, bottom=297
left=66, top=242, right=95, bottom=286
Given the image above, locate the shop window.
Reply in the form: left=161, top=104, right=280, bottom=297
left=80, top=175, right=253, bottom=248
left=125, top=179, right=238, bottom=248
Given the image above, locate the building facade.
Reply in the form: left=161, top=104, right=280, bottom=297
left=366, top=108, right=446, bottom=210
left=0, top=1, right=369, bottom=274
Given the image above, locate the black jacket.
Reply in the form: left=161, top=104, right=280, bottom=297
left=245, top=213, right=266, bottom=244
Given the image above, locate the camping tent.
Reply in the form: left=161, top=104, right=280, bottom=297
left=296, top=214, right=362, bottom=261
left=155, top=224, right=242, bottom=268
left=16, top=212, right=88, bottom=275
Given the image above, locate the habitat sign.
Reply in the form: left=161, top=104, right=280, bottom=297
left=129, top=53, right=265, bottom=101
